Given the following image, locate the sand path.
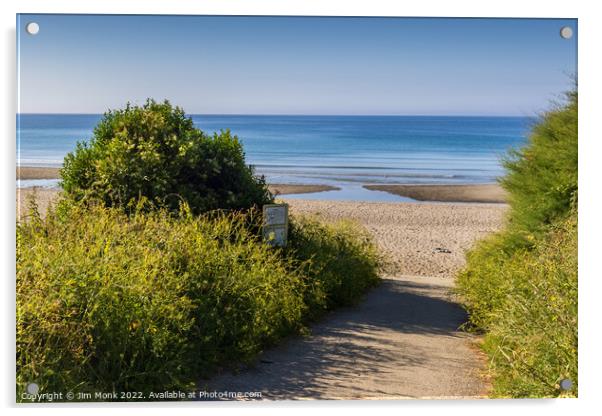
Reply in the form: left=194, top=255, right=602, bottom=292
left=200, top=274, right=487, bottom=400
left=200, top=200, right=504, bottom=400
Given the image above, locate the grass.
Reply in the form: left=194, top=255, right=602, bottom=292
left=456, top=91, right=578, bottom=397
left=287, top=216, right=381, bottom=319
left=458, top=213, right=577, bottom=397
left=16, top=198, right=380, bottom=401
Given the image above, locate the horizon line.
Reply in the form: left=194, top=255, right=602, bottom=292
left=17, top=112, right=535, bottom=118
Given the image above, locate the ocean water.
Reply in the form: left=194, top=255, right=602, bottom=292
left=17, top=114, right=532, bottom=200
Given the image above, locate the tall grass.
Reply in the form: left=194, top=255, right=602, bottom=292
left=482, top=215, right=577, bottom=397
left=501, top=90, right=578, bottom=247
left=456, top=91, right=577, bottom=397
left=287, top=217, right=381, bottom=319
left=16, top=199, right=380, bottom=400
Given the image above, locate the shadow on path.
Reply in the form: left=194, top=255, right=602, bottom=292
left=199, top=275, right=486, bottom=400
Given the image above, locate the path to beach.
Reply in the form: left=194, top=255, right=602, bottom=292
left=202, top=275, right=488, bottom=399
left=16, top=186, right=506, bottom=399
left=201, top=199, right=507, bottom=400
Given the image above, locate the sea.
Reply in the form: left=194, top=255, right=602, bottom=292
left=17, top=114, right=533, bottom=201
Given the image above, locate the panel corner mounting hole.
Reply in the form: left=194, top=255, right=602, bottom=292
left=26, top=22, right=39, bottom=35
left=560, top=26, right=573, bottom=39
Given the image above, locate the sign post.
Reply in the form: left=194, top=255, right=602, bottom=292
left=262, top=204, right=289, bottom=247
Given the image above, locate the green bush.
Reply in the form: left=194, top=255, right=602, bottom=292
left=456, top=91, right=578, bottom=397
left=17, top=201, right=305, bottom=398
left=501, top=91, right=577, bottom=244
left=481, top=215, right=577, bottom=398
left=60, top=100, right=273, bottom=214
left=16, top=200, right=380, bottom=400
left=287, top=216, right=380, bottom=318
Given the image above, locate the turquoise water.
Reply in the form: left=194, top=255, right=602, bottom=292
left=17, top=114, right=532, bottom=200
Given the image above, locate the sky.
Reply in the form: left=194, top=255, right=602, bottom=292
left=17, top=15, right=577, bottom=116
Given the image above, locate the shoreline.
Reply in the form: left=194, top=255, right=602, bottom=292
left=17, top=166, right=506, bottom=203
left=364, top=183, right=507, bottom=204
left=15, top=167, right=340, bottom=195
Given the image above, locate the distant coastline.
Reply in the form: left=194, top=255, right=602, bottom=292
left=17, top=166, right=506, bottom=204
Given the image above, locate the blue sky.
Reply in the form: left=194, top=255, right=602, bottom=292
left=17, top=15, right=577, bottom=115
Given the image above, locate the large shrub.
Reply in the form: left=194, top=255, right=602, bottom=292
left=17, top=201, right=305, bottom=398
left=287, top=216, right=380, bottom=319
left=456, top=91, right=578, bottom=397
left=17, top=199, right=380, bottom=400
left=60, top=100, right=273, bottom=214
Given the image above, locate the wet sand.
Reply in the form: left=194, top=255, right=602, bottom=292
left=17, top=166, right=505, bottom=203
left=17, top=166, right=61, bottom=180
left=364, top=184, right=507, bottom=203
left=269, top=184, right=340, bottom=195
left=16, top=167, right=338, bottom=196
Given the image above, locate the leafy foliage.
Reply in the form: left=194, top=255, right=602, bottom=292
left=482, top=216, right=577, bottom=397
left=500, top=91, right=577, bottom=245
left=287, top=216, right=381, bottom=318
left=456, top=91, right=578, bottom=397
left=16, top=199, right=380, bottom=400
left=60, top=100, right=273, bottom=214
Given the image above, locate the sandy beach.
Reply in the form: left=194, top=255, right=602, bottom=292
left=17, top=188, right=60, bottom=220
left=285, top=199, right=506, bottom=278
left=18, top=187, right=506, bottom=278
left=364, top=184, right=507, bottom=203
left=16, top=185, right=338, bottom=218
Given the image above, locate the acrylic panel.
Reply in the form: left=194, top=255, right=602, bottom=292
left=16, top=14, right=578, bottom=402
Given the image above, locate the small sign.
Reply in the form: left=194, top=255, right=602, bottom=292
left=264, top=204, right=287, bottom=226
left=263, top=204, right=289, bottom=247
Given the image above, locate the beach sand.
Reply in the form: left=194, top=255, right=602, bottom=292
left=18, top=188, right=506, bottom=278
left=16, top=184, right=340, bottom=219
left=17, top=166, right=61, bottom=180
left=364, top=183, right=507, bottom=203
left=270, top=184, right=339, bottom=195
left=285, top=199, right=507, bottom=278
left=17, top=188, right=61, bottom=220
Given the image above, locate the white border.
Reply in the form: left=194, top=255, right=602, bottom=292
left=2, top=1, right=601, bottom=415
